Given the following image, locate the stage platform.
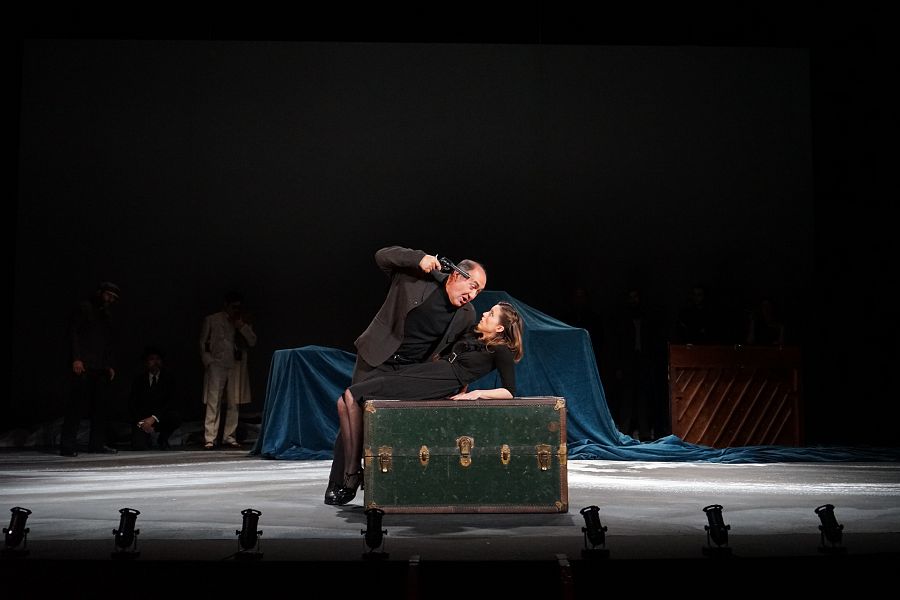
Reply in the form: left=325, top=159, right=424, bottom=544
left=1, top=449, right=898, bottom=595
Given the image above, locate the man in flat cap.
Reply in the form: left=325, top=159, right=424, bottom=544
left=99, top=281, right=121, bottom=297
left=60, top=281, right=122, bottom=456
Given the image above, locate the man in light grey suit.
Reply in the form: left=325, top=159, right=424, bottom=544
left=200, top=291, right=258, bottom=449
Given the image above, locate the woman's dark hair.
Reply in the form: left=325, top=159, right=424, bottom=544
left=484, top=301, right=524, bottom=362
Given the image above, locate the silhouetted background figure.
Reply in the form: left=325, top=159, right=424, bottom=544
left=672, top=284, right=722, bottom=344
left=200, top=291, right=257, bottom=449
left=560, top=285, right=605, bottom=380
left=60, top=281, right=121, bottom=457
left=609, top=286, right=668, bottom=441
left=130, top=346, right=181, bottom=450
left=746, top=297, right=786, bottom=346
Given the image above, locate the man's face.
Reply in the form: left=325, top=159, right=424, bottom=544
left=100, top=290, right=119, bottom=307
left=691, top=288, right=705, bottom=306
left=225, top=301, right=242, bottom=319
left=627, top=290, right=640, bottom=306
left=444, top=267, right=486, bottom=307
left=144, top=353, right=162, bottom=374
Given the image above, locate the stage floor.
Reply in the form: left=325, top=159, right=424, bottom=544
left=1, top=450, right=898, bottom=593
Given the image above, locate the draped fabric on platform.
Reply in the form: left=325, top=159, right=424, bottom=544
left=251, top=291, right=900, bottom=463
left=251, top=345, right=352, bottom=460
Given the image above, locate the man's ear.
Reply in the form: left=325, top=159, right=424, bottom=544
left=496, top=325, right=505, bottom=333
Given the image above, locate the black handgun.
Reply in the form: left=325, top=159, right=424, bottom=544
left=435, top=254, right=470, bottom=279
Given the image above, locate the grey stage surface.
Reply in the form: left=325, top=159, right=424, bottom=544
left=1, top=450, right=898, bottom=595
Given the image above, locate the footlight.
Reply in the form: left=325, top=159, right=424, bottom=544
left=579, top=505, right=610, bottom=559
left=2, top=506, right=32, bottom=558
left=235, top=508, right=263, bottom=560
left=111, top=508, right=141, bottom=559
left=361, top=507, right=388, bottom=560
left=815, top=504, right=846, bottom=555
left=701, top=504, right=731, bottom=557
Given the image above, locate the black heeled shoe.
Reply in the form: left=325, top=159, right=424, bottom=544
left=323, top=480, right=340, bottom=505
left=333, top=471, right=363, bottom=506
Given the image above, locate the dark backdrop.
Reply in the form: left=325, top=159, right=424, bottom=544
left=7, top=6, right=891, bottom=445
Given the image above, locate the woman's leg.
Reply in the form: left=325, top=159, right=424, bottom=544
left=344, top=389, right=363, bottom=479
left=336, top=391, right=354, bottom=477
left=332, top=389, right=363, bottom=504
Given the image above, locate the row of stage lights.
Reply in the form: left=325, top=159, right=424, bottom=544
left=579, top=503, right=846, bottom=558
left=0, top=505, right=388, bottom=560
left=3, top=503, right=845, bottom=560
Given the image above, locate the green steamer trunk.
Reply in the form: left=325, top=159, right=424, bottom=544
left=362, top=397, right=568, bottom=513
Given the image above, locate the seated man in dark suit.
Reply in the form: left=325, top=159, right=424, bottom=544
left=130, top=346, right=181, bottom=450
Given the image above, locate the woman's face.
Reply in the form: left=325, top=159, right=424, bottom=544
left=476, top=304, right=505, bottom=335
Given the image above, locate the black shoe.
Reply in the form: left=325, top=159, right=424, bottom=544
left=334, top=471, right=363, bottom=506
left=60, top=448, right=78, bottom=457
left=323, top=480, right=340, bottom=505
left=157, top=439, right=171, bottom=450
left=332, top=487, right=357, bottom=506
left=88, top=445, right=118, bottom=454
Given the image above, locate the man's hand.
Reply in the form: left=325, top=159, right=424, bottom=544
left=108, top=368, right=116, bottom=382
left=72, top=360, right=85, bottom=375
left=137, top=416, right=157, bottom=433
left=419, top=254, right=442, bottom=273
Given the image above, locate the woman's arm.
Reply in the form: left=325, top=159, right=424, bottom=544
left=450, top=345, right=517, bottom=400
